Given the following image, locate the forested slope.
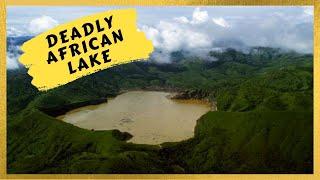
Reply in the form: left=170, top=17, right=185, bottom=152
left=7, top=47, right=313, bottom=173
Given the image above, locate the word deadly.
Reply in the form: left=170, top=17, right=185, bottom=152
left=46, top=15, right=124, bottom=74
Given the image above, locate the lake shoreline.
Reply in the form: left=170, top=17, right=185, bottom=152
left=39, top=98, right=108, bottom=117
left=58, top=91, right=213, bottom=145
left=41, top=86, right=217, bottom=117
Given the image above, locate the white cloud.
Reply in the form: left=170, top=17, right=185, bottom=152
left=212, top=17, right=231, bottom=28
left=6, top=53, right=19, bottom=69
left=174, top=7, right=209, bottom=25
left=191, top=7, right=209, bottom=24
left=174, top=16, right=189, bottom=24
left=303, top=6, right=313, bottom=16
left=7, top=27, right=25, bottom=37
left=184, top=30, right=211, bottom=49
left=151, top=51, right=172, bottom=64
left=141, top=19, right=212, bottom=63
left=28, top=15, right=59, bottom=34
left=139, top=6, right=314, bottom=63
left=142, top=20, right=211, bottom=51
left=141, top=25, right=161, bottom=48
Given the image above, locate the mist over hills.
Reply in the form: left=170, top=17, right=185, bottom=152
left=7, top=6, right=313, bottom=68
left=6, top=36, right=313, bottom=173
left=6, top=36, right=313, bottom=70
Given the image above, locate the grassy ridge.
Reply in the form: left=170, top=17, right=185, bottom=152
left=7, top=47, right=313, bottom=173
left=8, top=109, right=167, bottom=173
left=161, top=111, right=313, bottom=173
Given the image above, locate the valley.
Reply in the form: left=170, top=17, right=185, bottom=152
left=7, top=46, right=313, bottom=173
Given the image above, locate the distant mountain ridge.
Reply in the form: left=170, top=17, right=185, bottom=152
left=6, top=36, right=313, bottom=70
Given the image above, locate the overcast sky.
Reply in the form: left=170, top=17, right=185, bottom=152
left=6, top=6, right=314, bottom=66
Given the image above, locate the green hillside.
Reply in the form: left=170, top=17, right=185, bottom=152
left=8, top=109, right=166, bottom=173
left=7, top=47, right=313, bottom=173
left=161, top=111, right=312, bottom=173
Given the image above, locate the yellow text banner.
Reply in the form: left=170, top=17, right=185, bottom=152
left=20, top=9, right=154, bottom=91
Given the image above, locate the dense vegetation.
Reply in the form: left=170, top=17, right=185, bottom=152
left=7, top=47, right=313, bottom=173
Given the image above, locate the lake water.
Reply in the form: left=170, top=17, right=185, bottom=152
left=58, top=91, right=212, bottom=144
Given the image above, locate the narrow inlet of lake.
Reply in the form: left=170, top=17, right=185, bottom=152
left=58, top=91, right=212, bottom=144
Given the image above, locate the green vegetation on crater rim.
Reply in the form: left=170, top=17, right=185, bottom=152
left=7, top=47, right=313, bottom=173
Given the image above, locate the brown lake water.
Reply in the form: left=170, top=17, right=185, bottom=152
left=58, top=91, right=212, bottom=144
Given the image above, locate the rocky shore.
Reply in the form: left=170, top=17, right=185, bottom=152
left=39, top=98, right=108, bottom=117
left=169, top=89, right=217, bottom=111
